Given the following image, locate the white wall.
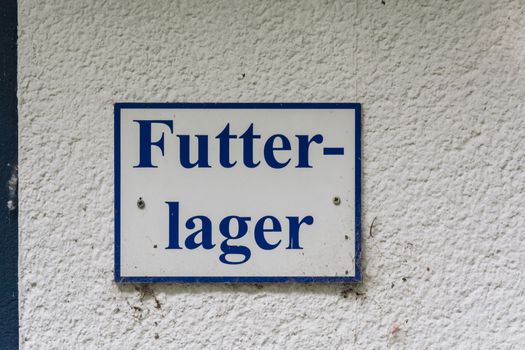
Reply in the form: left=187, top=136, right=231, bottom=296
left=19, top=0, right=524, bottom=348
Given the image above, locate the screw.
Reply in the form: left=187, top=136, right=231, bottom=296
left=333, top=196, right=341, bottom=206
left=137, top=197, right=145, bottom=209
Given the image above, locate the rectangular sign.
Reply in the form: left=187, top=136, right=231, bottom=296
left=115, top=103, right=361, bottom=283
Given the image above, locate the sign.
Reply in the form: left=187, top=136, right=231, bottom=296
left=114, top=103, right=361, bottom=283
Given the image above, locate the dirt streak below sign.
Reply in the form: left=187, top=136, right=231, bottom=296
left=115, top=103, right=361, bottom=283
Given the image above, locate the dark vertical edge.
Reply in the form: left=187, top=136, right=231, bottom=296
left=0, top=0, right=19, bottom=347
left=114, top=104, right=121, bottom=282
left=354, top=104, right=362, bottom=281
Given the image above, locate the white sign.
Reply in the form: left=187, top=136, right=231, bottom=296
left=115, top=103, right=361, bottom=283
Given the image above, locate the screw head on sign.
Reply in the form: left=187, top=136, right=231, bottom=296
left=333, top=196, right=341, bottom=206
left=137, top=197, right=145, bottom=209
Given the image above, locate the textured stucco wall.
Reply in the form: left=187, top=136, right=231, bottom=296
left=19, top=0, right=524, bottom=349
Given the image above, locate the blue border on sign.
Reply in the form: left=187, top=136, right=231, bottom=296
left=114, top=102, right=362, bottom=283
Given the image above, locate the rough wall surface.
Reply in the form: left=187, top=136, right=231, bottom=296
left=18, top=0, right=524, bottom=349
